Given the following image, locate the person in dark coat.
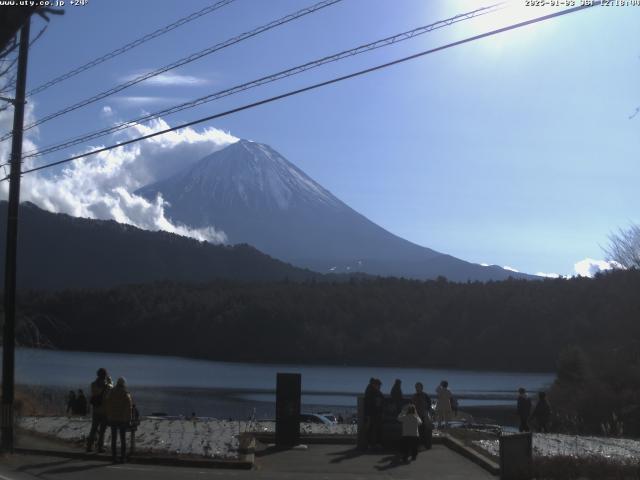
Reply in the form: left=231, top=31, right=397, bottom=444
left=363, top=378, right=376, bottom=447
left=75, top=389, right=88, bottom=416
left=390, top=379, right=403, bottom=414
left=450, top=395, right=459, bottom=418
left=364, top=378, right=384, bottom=449
left=86, top=368, right=112, bottom=452
left=531, top=391, right=551, bottom=433
left=412, top=382, right=433, bottom=449
left=66, top=390, right=76, bottom=415
left=517, top=387, right=532, bottom=432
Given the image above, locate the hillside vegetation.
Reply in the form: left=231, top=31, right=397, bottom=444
left=0, top=202, right=321, bottom=289
left=10, top=269, right=640, bottom=372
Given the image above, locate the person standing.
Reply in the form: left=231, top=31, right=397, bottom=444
left=397, top=404, right=422, bottom=463
left=531, top=391, right=551, bottom=433
left=390, top=379, right=403, bottom=414
left=86, top=368, right=112, bottom=452
left=75, top=389, right=88, bottom=416
left=364, top=378, right=384, bottom=449
left=66, top=390, right=76, bottom=415
left=435, top=380, right=453, bottom=429
left=412, top=382, right=433, bottom=449
left=450, top=394, right=459, bottom=418
left=517, top=387, right=532, bottom=432
left=364, top=378, right=376, bottom=449
left=106, top=377, right=133, bottom=463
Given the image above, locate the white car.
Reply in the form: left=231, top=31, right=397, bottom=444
left=315, top=412, right=339, bottom=424
left=300, top=413, right=334, bottom=425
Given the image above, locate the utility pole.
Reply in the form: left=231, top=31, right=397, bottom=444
left=2, top=18, right=30, bottom=453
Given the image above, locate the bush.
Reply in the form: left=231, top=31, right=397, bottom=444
left=533, top=455, right=640, bottom=480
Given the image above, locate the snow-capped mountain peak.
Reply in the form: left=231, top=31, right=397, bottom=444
left=182, top=139, right=342, bottom=212
left=137, top=139, right=534, bottom=282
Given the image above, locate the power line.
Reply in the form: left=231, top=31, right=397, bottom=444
left=22, top=2, right=505, bottom=160
left=26, top=0, right=236, bottom=97
left=4, top=1, right=598, bottom=182
left=0, top=0, right=343, bottom=142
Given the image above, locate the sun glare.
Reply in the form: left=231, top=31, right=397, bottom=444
left=449, top=0, right=562, bottom=52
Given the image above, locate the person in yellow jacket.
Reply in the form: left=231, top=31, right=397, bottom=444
left=106, top=377, right=133, bottom=463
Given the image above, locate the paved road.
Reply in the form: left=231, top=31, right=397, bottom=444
left=0, top=444, right=495, bottom=480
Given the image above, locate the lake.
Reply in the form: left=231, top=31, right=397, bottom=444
left=8, top=348, right=555, bottom=419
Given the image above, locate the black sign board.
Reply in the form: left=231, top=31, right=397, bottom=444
left=275, top=373, right=301, bottom=447
left=499, top=432, right=532, bottom=480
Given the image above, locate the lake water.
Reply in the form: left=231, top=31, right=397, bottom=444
left=9, top=348, right=555, bottom=419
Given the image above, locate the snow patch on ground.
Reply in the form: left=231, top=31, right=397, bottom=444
left=18, top=416, right=356, bottom=459
left=247, top=420, right=357, bottom=436
left=474, top=433, right=640, bottom=462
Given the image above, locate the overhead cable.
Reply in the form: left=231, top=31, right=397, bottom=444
left=26, top=0, right=236, bottom=97
left=23, top=2, right=504, bottom=159
left=5, top=1, right=598, bottom=181
left=0, top=0, right=343, bottom=142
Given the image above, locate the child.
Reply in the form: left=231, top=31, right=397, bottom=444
left=397, top=404, right=422, bottom=462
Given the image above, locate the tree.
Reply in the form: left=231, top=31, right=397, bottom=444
left=556, top=345, right=589, bottom=384
left=604, top=223, right=640, bottom=269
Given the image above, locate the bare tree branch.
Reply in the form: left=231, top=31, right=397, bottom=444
left=604, top=224, right=640, bottom=269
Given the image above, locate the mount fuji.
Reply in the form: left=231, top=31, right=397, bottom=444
left=137, top=139, right=532, bottom=281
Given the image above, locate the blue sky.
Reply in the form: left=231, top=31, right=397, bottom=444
left=2, top=0, right=639, bottom=277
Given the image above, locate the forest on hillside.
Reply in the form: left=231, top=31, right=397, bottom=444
left=8, top=269, right=640, bottom=372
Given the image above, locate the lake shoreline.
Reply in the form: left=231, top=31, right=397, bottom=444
left=18, top=383, right=521, bottom=426
left=8, top=346, right=556, bottom=375
left=11, top=347, right=554, bottom=422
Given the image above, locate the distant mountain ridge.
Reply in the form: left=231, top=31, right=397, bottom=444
left=138, top=139, right=534, bottom=281
left=0, top=201, right=321, bottom=290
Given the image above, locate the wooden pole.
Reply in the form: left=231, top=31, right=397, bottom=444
left=2, top=17, right=30, bottom=453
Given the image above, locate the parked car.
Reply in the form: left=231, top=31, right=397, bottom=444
left=300, top=413, right=333, bottom=425
left=315, top=411, right=338, bottom=424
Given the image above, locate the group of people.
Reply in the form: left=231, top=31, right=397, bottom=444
left=365, top=378, right=556, bottom=462
left=364, top=378, right=458, bottom=461
left=85, top=367, right=138, bottom=464
left=65, top=389, right=88, bottom=416
left=517, top=387, right=551, bottom=433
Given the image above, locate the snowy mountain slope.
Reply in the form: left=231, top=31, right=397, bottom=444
left=137, top=139, right=533, bottom=281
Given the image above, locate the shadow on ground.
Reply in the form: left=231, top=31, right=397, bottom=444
left=326, top=447, right=365, bottom=464
left=375, top=454, right=406, bottom=471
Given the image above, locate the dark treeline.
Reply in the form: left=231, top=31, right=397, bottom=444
left=9, top=269, right=640, bottom=373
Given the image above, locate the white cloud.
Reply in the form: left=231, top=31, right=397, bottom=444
left=573, top=258, right=623, bottom=278
left=480, top=262, right=489, bottom=267
left=0, top=110, right=238, bottom=244
left=101, top=105, right=113, bottom=117
left=535, top=272, right=561, bottom=279
left=121, top=71, right=209, bottom=87
left=503, top=265, right=519, bottom=272
left=0, top=101, right=39, bottom=170
left=112, top=96, right=182, bottom=106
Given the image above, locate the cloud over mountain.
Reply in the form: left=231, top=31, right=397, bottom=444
left=573, top=257, right=623, bottom=277
left=0, top=109, right=236, bottom=244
